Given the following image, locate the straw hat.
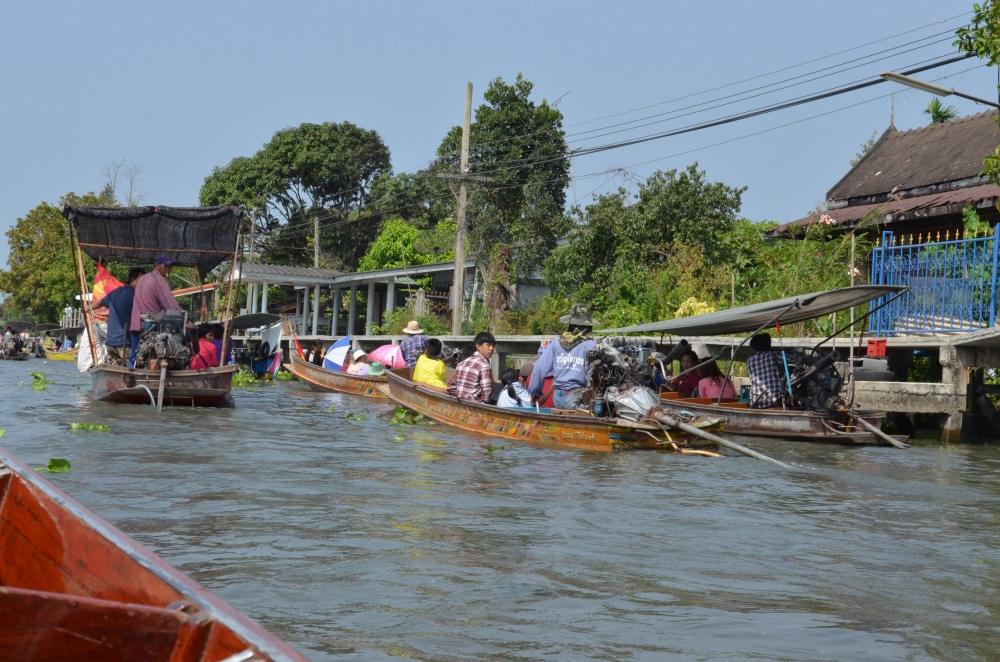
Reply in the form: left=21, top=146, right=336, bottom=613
left=402, top=320, right=424, bottom=335
left=368, top=361, right=385, bottom=376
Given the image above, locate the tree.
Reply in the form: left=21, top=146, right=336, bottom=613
left=850, top=129, right=880, bottom=167
left=0, top=191, right=115, bottom=322
left=435, top=74, right=570, bottom=324
left=200, top=121, right=392, bottom=268
left=955, top=1, right=1000, bottom=182
left=924, top=98, right=958, bottom=124
left=356, top=218, right=455, bottom=272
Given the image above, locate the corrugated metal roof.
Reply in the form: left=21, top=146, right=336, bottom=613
left=827, top=111, right=1000, bottom=201
left=771, top=183, right=1000, bottom=234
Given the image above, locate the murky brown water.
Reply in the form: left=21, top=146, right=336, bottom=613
left=2, top=359, right=999, bottom=660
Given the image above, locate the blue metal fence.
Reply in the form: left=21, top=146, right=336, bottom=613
left=869, top=226, right=1000, bottom=335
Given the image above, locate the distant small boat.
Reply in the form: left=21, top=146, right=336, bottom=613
left=288, top=353, right=388, bottom=399
left=44, top=347, right=77, bottom=362
left=0, top=444, right=306, bottom=661
left=380, top=369, right=722, bottom=454
left=0, top=351, right=31, bottom=361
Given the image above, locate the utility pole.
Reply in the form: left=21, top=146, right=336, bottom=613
left=440, top=82, right=492, bottom=336
left=314, top=215, right=320, bottom=268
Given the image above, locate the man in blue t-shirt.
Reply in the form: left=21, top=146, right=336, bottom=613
left=528, top=304, right=598, bottom=409
left=97, top=267, right=144, bottom=367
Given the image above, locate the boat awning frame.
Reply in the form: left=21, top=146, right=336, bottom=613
left=600, top=286, right=907, bottom=336
left=63, top=205, right=243, bottom=276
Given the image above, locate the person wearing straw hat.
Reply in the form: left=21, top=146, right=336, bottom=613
left=345, top=348, right=371, bottom=376
left=399, top=320, right=426, bottom=368
left=528, top=304, right=598, bottom=410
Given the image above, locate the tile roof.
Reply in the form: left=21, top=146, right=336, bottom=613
left=771, top=183, right=1000, bottom=235
left=827, top=110, right=1000, bottom=202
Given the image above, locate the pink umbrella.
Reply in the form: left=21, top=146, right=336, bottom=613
left=366, top=343, right=406, bottom=369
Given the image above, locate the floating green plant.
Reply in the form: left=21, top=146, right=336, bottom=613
left=37, top=458, right=71, bottom=473
left=69, top=422, right=109, bottom=432
left=30, top=371, right=49, bottom=391
left=391, top=406, right=425, bottom=425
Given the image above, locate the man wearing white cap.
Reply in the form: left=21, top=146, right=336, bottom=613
left=399, top=320, right=426, bottom=368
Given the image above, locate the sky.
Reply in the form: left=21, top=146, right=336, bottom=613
left=1, top=0, right=997, bottom=267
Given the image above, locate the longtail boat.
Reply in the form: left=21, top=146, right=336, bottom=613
left=0, top=445, right=305, bottom=661
left=381, top=369, right=721, bottom=454
left=44, top=347, right=78, bottom=362
left=602, top=285, right=909, bottom=446
left=289, top=353, right=388, bottom=399
left=64, top=205, right=243, bottom=409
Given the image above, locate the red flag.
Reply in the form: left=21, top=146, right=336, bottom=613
left=92, top=263, right=123, bottom=304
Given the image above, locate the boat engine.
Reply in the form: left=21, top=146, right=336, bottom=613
left=137, top=312, right=191, bottom=370
left=781, top=348, right=846, bottom=412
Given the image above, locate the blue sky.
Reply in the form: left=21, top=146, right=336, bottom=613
left=1, top=1, right=996, bottom=266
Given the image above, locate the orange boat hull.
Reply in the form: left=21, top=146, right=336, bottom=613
left=289, top=353, right=388, bottom=399
left=0, top=446, right=305, bottom=661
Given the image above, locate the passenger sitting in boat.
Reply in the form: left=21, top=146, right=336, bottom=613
left=696, top=360, right=737, bottom=399
left=747, top=333, right=786, bottom=409
left=528, top=304, right=597, bottom=409
left=346, top=349, right=371, bottom=376
left=669, top=350, right=701, bottom=397
left=188, top=325, right=219, bottom=371
left=412, top=338, right=447, bottom=389
left=368, top=361, right=386, bottom=377
left=309, top=341, right=324, bottom=366
left=447, top=331, right=496, bottom=403
left=497, top=368, right=533, bottom=409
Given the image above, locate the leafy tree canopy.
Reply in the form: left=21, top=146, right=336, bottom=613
left=955, top=1, right=1000, bottom=183
left=357, top=218, right=455, bottom=272
left=0, top=191, right=115, bottom=322
left=200, top=121, right=392, bottom=268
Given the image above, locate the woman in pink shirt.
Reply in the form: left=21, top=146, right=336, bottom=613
left=696, top=360, right=737, bottom=399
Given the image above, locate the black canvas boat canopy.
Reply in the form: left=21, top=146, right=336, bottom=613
left=63, top=205, right=243, bottom=276
left=4, top=320, right=33, bottom=333
left=600, top=286, right=906, bottom=336
left=34, top=323, right=60, bottom=332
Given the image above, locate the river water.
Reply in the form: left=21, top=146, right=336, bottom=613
left=1, top=359, right=998, bottom=660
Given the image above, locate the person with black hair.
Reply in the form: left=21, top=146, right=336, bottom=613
left=670, top=350, right=701, bottom=397
left=496, top=368, right=533, bottom=409
left=696, top=360, right=737, bottom=399
left=98, top=266, right=145, bottom=367
left=747, top=332, right=786, bottom=408
left=447, top=331, right=496, bottom=402
left=412, top=337, right=447, bottom=389
left=189, top=325, right=219, bottom=371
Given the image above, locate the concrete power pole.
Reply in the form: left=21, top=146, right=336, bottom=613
left=451, top=82, right=473, bottom=336
left=314, top=216, right=320, bottom=268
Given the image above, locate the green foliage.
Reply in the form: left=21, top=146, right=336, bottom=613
left=955, top=2, right=1000, bottom=185
left=0, top=191, right=114, bottom=322
left=232, top=367, right=259, bottom=388
left=200, top=121, right=392, bottom=268
left=38, top=458, right=71, bottom=473
left=391, top=406, right=426, bottom=425
left=436, top=74, right=570, bottom=283
left=30, top=371, right=49, bottom=391
left=925, top=98, right=958, bottom=124
left=962, top=205, right=992, bottom=236
left=372, top=304, right=449, bottom=336
left=69, top=422, right=110, bottom=432
left=357, top=218, right=455, bottom=272
left=274, top=369, right=295, bottom=381
left=850, top=129, right=880, bottom=167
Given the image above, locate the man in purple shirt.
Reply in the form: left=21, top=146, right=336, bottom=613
left=131, top=254, right=183, bottom=332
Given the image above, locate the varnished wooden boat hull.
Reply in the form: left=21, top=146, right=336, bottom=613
left=289, top=354, right=388, bottom=399
left=382, top=370, right=721, bottom=453
left=0, top=445, right=305, bottom=661
left=44, top=347, right=77, bottom=362
left=658, top=393, right=889, bottom=445
left=90, top=365, right=236, bottom=407
left=0, top=352, right=31, bottom=361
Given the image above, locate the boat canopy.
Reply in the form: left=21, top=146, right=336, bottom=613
left=600, top=285, right=906, bottom=336
left=4, top=320, right=33, bottom=333
left=230, top=313, right=281, bottom=331
left=34, top=323, right=60, bottom=332
left=63, top=205, right=243, bottom=276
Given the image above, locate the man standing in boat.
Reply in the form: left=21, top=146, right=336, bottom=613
left=130, top=254, right=183, bottom=333
left=98, top=267, right=144, bottom=367
left=747, top=333, right=787, bottom=409
left=528, top=304, right=598, bottom=409
left=447, top=331, right=496, bottom=403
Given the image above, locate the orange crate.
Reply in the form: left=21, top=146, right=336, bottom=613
left=867, top=339, right=887, bottom=357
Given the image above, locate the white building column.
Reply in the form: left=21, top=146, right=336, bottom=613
left=260, top=282, right=269, bottom=313
left=332, top=288, right=341, bottom=336
left=301, top=287, right=310, bottom=335
left=365, top=282, right=376, bottom=335
left=348, top=286, right=357, bottom=336
left=386, top=280, right=396, bottom=318
left=312, top=285, right=320, bottom=336
left=247, top=283, right=257, bottom=314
